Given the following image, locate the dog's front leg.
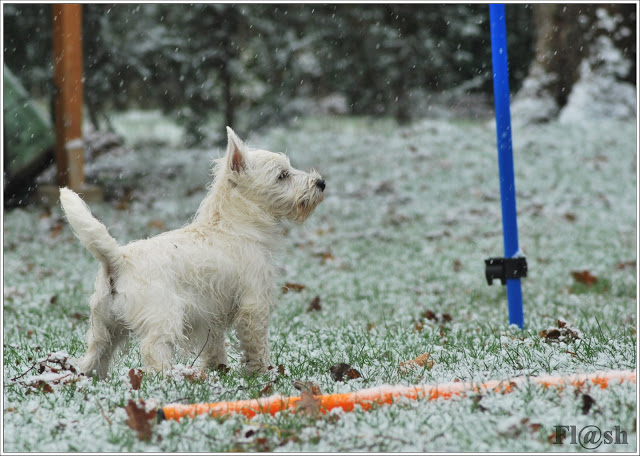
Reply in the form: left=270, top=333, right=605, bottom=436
left=234, top=299, right=271, bottom=374
left=200, top=329, right=228, bottom=370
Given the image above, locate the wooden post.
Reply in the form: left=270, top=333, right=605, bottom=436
left=40, top=3, right=102, bottom=204
left=52, top=4, right=84, bottom=189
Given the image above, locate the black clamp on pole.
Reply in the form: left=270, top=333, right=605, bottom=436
left=485, top=257, right=527, bottom=285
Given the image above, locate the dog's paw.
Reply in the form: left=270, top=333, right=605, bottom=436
left=243, top=360, right=269, bottom=375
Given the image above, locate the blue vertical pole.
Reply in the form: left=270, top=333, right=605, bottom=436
left=489, top=4, right=524, bottom=328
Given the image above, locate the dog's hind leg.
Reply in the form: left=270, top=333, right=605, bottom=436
left=136, top=303, right=184, bottom=374
left=79, top=294, right=127, bottom=379
left=139, top=336, right=176, bottom=374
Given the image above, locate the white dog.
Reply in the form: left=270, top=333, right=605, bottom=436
left=60, top=127, right=325, bottom=378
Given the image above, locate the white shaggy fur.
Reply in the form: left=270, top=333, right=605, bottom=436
left=60, top=127, right=325, bottom=378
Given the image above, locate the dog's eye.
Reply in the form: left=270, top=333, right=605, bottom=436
left=278, top=171, right=289, bottom=181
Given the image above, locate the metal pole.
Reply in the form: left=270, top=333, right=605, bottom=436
left=489, top=4, right=524, bottom=328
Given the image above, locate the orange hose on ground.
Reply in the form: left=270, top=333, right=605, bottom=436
left=159, top=370, right=635, bottom=422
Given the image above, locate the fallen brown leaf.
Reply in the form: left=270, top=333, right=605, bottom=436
left=419, top=310, right=452, bottom=324
left=399, top=352, right=435, bottom=372
left=499, top=417, right=543, bottom=438
left=282, top=282, right=306, bottom=293
left=540, top=321, right=581, bottom=344
left=295, top=391, right=322, bottom=416
left=254, top=437, right=271, bottom=451
left=128, top=369, right=144, bottom=391
left=260, top=382, right=274, bottom=397
left=413, top=353, right=432, bottom=367
left=329, top=363, right=362, bottom=382
left=31, top=380, right=54, bottom=393
left=184, top=368, right=206, bottom=382
left=292, top=380, right=323, bottom=395
left=421, top=309, right=438, bottom=321
left=581, top=393, right=596, bottom=415
left=36, top=353, right=77, bottom=375
left=529, top=423, right=543, bottom=432
left=571, top=270, right=598, bottom=285
left=124, top=399, right=156, bottom=442
left=307, top=296, right=322, bottom=312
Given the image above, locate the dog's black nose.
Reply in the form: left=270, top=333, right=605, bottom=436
left=316, top=179, right=326, bottom=192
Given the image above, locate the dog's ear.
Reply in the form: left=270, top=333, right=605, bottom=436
left=226, top=126, right=247, bottom=173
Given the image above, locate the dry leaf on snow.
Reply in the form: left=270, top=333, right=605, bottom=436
left=329, top=363, right=362, bottom=382
left=260, top=382, right=274, bottom=397
left=295, top=391, right=322, bottom=416
left=581, top=393, right=596, bottom=415
left=571, top=270, right=598, bottom=285
left=124, top=399, right=156, bottom=441
left=292, top=380, right=323, bottom=395
left=128, top=368, right=144, bottom=391
left=307, top=296, right=322, bottom=312
left=539, top=320, right=580, bottom=343
left=419, top=309, right=452, bottom=323
left=398, top=352, right=435, bottom=373
left=13, top=353, right=82, bottom=393
left=281, top=282, right=306, bottom=293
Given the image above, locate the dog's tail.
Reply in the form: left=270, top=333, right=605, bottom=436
left=59, top=187, right=121, bottom=267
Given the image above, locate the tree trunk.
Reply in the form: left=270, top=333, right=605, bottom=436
left=513, top=4, right=636, bottom=123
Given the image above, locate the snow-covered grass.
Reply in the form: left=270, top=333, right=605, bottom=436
left=3, top=112, right=637, bottom=452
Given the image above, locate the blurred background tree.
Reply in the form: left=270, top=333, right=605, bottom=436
left=513, top=4, right=636, bottom=123
left=3, top=4, right=635, bottom=145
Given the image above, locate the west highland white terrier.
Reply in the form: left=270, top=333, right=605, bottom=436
left=60, top=127, right=325, bottom=378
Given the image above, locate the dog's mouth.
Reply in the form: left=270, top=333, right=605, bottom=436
left=292, top=187, right=324, bottom=223
left=293, top=200, right=315, bottom=223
